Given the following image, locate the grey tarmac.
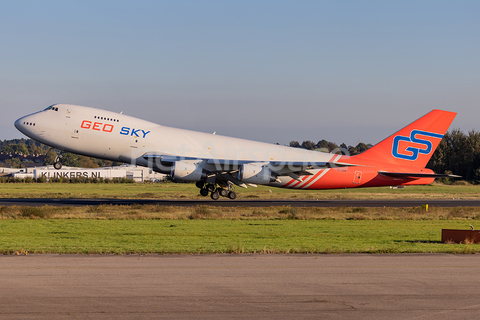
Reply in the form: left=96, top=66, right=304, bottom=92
left=1, top=254, right=480, bottom=319
left=0, top=198, right=479, bottom=207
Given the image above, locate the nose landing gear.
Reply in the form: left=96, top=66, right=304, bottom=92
left=53, top=149, right=63, bottom=170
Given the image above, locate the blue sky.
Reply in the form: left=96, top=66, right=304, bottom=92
left=1, top=0, right=479, bottom=146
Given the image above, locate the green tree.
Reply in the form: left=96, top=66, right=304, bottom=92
left=44, top=149, right=57, bottom=165
left=316, top=139, right=329, bottom=150
left=348, top=146, right=359, bottom=155
left=61, top=153, right=79, bottom=167
left=427, top=129, right=478, bottom=180
left=474, top=168, right=480, bottom=185
left=100, top=160, right=114, bottom=167
left=4, top=143, right=29, bottom=155
left=2, top=145, right=14, bottom=154
left=289, top=141, right=300, bottom=148
left=28, top=144, right=43, bottom=155
left=301, top=140, right=316, bottom=150
left=5, top=158, right=22, bottom=168
left=78, top=156, right=100, bottom=168
left=355, top=143, right=369, bottom=154
left=327, top=142, right=339, bottom=152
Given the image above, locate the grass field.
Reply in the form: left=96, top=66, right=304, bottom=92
left=1, top=182, right=480, bottom=255
left=1, top=204, right=480, bottom=254
left=0, top=181, right=479, bottom=200
left=2, top=219, right=479, bottom=255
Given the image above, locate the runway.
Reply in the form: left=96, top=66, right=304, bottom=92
left=1, top=254, right=480, bottom=320
left=1, top=198, right=480, bottom=207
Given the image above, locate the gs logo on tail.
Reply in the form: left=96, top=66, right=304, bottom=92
left=392, top=130, right=443, bottom=161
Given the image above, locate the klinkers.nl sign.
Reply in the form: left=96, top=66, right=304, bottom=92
left=34, top=169, right=127, bottom=180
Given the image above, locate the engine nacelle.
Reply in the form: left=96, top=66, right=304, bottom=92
left=238, top=164, right=275, bottom=185
left=171, top=161, right=206, bottom=181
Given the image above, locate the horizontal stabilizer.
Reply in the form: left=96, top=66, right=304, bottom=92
left=378, top=171, right=462, bottom=179
left=270, top=161, right=359, bottom=168
left=285, top=173, right=303, bottom=182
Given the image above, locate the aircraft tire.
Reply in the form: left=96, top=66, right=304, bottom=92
left=206, top=184, right=215, bottom=192
left=210, top=191, right=220, bottom=200
left=53, top=162, right=62, bottom=170
left=219, top=188, right=228, bottom=197
left=195, top=180, right=205, bottom=189
left=227, top=191, right=237, bottom=200
left=200, top=188, right=209, bottom=197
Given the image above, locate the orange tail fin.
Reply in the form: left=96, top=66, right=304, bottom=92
left=356, top=109, right=456, bottom=168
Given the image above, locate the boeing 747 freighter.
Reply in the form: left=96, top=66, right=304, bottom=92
left=15, top=105, right=458, bottom=200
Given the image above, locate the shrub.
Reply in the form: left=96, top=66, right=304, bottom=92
left=36, top=176, right=47, bottom=183
left=24, top=177, right=34, bottom=183
left=20, top=206, right=50, bottom=219
left=279, top=206, right=299, bottom=219
left=188, top=206, right=212, bottom=219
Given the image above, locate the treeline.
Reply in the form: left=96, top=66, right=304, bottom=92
left=45, top=152, right=118, bottom=168
left=0, top=138, right=46, bottom=155
left=0, top=139, right=117, bottom=168
left=289, top=139, right=373, bottom=155
left=427, top=129, right=480, bottom=182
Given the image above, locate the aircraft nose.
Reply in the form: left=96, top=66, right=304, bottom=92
left=14, top=115, right=31, bottom=135
left=14, top=117, right=24, bottom=131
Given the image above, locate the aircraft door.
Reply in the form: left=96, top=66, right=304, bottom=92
left=71, top=128, right=79, bottom=139
left=130, top=138, right=138, bottom=149
left=353, top=170, right=362, bottom=184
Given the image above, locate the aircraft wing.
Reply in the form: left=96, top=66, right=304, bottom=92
left=378, top=171, right=462, bottom=179
left=142, top=154, right=360, bottom=172
left=143, top=154, right=254, bottom=166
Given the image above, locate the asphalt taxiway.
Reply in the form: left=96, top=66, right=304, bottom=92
left=1, top=198, right=480, bottom=207
left=1, top=254, right=480, bottom=319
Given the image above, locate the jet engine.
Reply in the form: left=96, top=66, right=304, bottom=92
left=238, top=163, right=276, bottom=185
left=171, top=161, right=206, bottom=181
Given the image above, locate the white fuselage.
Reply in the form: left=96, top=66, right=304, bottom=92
left=15, top=104, right=335, bottom=177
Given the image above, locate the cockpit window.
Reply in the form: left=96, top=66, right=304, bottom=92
left=44, top=105, right=59, bottom=111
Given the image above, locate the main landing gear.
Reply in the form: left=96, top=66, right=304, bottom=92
left=196, top=180, right=236, bottom=200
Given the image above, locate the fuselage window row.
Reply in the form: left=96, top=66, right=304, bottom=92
left=94, top=116, right=120, bottom=122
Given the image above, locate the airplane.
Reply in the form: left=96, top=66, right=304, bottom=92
left=14, top=104, right=459, bottom=200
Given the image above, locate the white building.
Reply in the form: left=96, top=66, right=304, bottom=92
left=9, top=165, right=167, bottom=182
